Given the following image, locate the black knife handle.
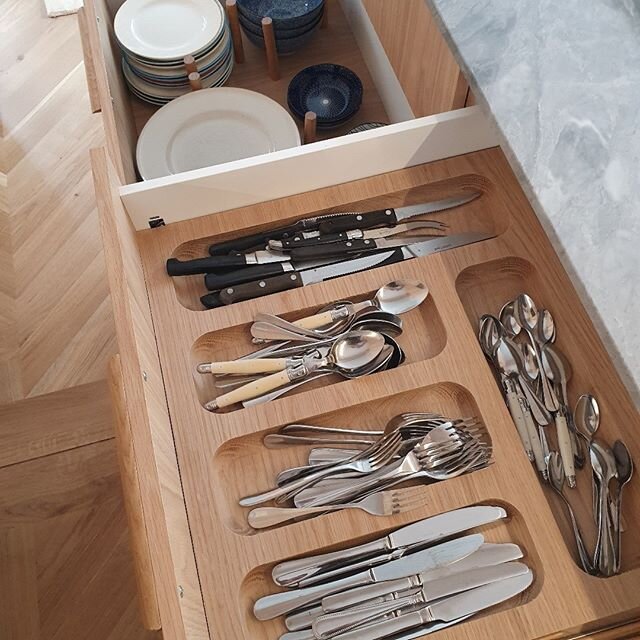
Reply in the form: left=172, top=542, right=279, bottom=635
left=289, top=239, right=379, bottom=261
left=200, top=291, right=225, bottom=309
left=204, top=263, right=289, bottom=290
left=279, top=232, right=350, bottom=249
left=208, top=223, right=307, bottom=256
left=218, top=272, right=304, bottom=305
left=318, top=209, right=397, bottom=234
left=166, top=255, right=248, bottom=276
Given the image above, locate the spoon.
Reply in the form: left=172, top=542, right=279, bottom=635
left=499, top=300, right=521, bottom=337
left=538, top=309, right=556, bottom=343
left=575, top=394, right=601, bottom=518
left=547, top=451, right=596, bottom=575
left=478, top=314, right=503, bottom=358
left=612, top=440, right=633, bottom=573
left=207, top=330, right=385, bottom=410
left=542, top=344, right=584, bottom=478
left=494, top=340, right=534, bottom=462
left=352, top=311, right=404, bottom=337
left=513, top=294, right=559, bottom=413
left=590, top=441, right=618, bottom=576
left=294, top=281, right=429, bottom=330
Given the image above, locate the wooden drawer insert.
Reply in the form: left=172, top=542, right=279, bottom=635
left=92, top=136, right=640, bottom=639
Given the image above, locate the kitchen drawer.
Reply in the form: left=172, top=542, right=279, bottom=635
left=90, top=96, right=640, bottom=639
left=79, top=0, right=478, bottom=206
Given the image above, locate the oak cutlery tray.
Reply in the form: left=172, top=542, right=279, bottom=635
left=94, top=143, right=640, bottom=639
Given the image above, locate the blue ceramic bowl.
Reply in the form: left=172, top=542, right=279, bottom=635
left=237, top=0, right=323, bottom=28
left=242, top=18, right=321, bottom=55
left=287, top=64, right=363, bottom=127
left=238, top=7, right=322, bottom=37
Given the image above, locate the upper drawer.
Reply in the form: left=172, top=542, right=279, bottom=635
left=81, top=0, right=481, bottom=227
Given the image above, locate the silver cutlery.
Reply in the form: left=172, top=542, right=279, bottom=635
left=247, top=486, right=429, bottom=529
left=312, top=561, right=530, bottom=639
left=612, top=440, right=633, bottom=573
left=253, top=534, right=484, bottom=620
left=271, top=506, right=506, bottom=588
left=326, top=570, right=533, bottom=640
left=320, top=542, right=523, bottom=615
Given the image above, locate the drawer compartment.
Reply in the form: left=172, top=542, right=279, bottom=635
left=455, top=256, right=640, bottom=574
left=190, top=286, right=446, bottom=411
left=238, top=503, right=541, bottom=640
left=212, top=383, right=491, bottom=534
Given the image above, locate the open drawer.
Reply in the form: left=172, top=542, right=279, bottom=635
left=91, top=94, right=640, bottom=639
left=79, top=0, right=471, bottom=201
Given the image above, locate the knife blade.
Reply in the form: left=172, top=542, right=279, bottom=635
left=217, top=231, right=495, bottom=306
left=316, top=192, right=481, bottom=235
left=269, top=220, right=448, bottom=250
left=331, top=570, right=534, bottom=640
left=207, top=192, right=481, bottom=255
left=313, top=562, right=530, bottom=639
left=320, top=542, right=524, bottom=613
left=272, top=506, right=506, bottom=588
left=253, top=534, right=484, bottom=621
left=166, top=249, right=289, bottom=277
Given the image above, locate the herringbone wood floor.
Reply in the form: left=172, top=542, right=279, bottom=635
left=0, top=1, right=158, bottom=638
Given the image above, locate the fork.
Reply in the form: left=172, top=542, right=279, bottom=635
left=295, top=430, right=491, bottom=507
left=247, top=486, right=430, bottom=528
left=238, top=432, right=403, bottom=507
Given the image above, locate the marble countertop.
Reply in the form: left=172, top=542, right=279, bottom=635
left=425, top=0, right=640, bottom=406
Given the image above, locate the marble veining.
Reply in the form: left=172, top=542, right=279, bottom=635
left=425, top=0, right=640, bottom=405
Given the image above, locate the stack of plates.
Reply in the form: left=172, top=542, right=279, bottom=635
left=114, top=0, right=233, bottom=105
left=288, top=64, right=363, bottom=128
left=237, top=0, right=324, bottom=55
left=136, top=88, right=301, bottom=179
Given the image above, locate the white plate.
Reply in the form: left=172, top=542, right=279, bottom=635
left=136, top=88, right=301, bottom=179
left=115, top=0, right=225, bottom=61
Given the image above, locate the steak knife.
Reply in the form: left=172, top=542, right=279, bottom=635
left=272, top=506, right=506, bottom=587
left=207, top=191, right=481, bottom=255
left=253, top=534, right=484, bottom=620
left=216, top=231, right=496, bottom=306
left=330, top=570, right=534, bottom=640
left=269, top=220, right=448, bottom=250
left=313, top=562, right=530, bottom=639
left=166, top=249, right=289, bottom=277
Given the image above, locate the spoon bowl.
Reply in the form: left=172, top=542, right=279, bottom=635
left=371, top=280, right=429, bottom=315
left=499, top=300, right=521, bottom=337
left=478, top=314, right=503, bottom=359
left=575, top=394, right=600, bottom=439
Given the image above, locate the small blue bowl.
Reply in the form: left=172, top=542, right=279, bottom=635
left=242, top=18, right=321, bottom=55
left=287, top=64, right=363, bottom=127
left=237, top=0, right=323, bottom=27
left=238, top=7, right=322, bottom=37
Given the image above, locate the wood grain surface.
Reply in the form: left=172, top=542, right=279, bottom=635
left=92, top=144, right=640, bottom=639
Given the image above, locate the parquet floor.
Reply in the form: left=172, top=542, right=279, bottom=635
left=0, top=1, right=159, bottom=638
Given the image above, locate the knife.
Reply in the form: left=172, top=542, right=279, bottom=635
left=207, top=192, right=481, bottom=256
left=320, top=542, right=524, bottom=614
left=313, top=562, right=530, bottom=639
left=166, top=249, right=289, bottom=277
left=271, top=506, right=507, bottom=587
left=316, top=193, right=481, bottom=235
left=203, top=255, right=357, bottom=291
left=269, top=220, right=448, bottom=250
left=253, top=534, right=484, bottom=620
left=331, top=570, right=534, bottom=640
left=217, top=231, right=496, bottom=306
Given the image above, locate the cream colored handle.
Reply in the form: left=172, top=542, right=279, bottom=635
left=523, top=407, right=546, bottom=477
left=505, top=387, right=534, bottom=460
left=248, top=505, right=337, bottom=528
left=206, top=359, right=288, bottom=375
left=556, top=414, right=576, bottom=486
left=294, top=310, right=337, bottom=330
left=211, top=369, right=294, bottom=409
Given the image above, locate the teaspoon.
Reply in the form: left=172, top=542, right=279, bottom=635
left=612, top=440, right=633, bottom=573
